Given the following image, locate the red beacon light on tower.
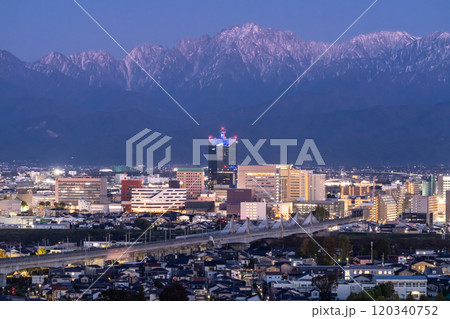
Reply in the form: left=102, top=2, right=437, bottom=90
left=220, top=127, right=226, bottom=139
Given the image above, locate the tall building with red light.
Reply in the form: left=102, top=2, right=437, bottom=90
left=207, top=127, right=237, bottom=190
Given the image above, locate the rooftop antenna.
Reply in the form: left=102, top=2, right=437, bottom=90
left=220, top=127, right=226, bottom=139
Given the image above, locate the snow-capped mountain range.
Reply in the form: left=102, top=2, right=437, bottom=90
left=1, top=23, right=450, bottom=165
left=2, top=22, right=450, bottom=98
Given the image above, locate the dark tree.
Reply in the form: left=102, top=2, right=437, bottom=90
left=435, top=293, right=446, bottom=301
left=136, top=286, right=146, bottom=301
left=346, top=283, right=394, bottom=301
left=338, top=234, right=353, bottom=260
left=314, top=205, right=330, bottom=221
left=153, top=280, right=164, bottom=288
left=159, top=283, right=189, bottom=301
left=133, top=218, right=152, bottom=230
left=380, top=282, right=394, bottom=300
left=248, top=258, right=255, bottom=269
left=405, top=293, right=415, bottom=301
left=312, top=274, right=338, bottom=301
left=374, top=238, right=391, bottom=259
left=320, top=236, right=337, bottom=265
left=307, top=238, right=319, bottom=258
left=100, top=289, right=145, bottom=301
left=295, top=238, right=310, bottom=258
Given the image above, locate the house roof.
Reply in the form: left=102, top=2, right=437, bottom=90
left=375, top=275, right=427, bottom=280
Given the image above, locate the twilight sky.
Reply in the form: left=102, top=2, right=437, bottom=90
left=1, top=0, right=449, bottom=61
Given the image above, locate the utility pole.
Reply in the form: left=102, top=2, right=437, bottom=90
left=371, top=241, right=374, bottom=264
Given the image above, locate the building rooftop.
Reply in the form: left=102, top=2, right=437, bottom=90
left=375, top=275, right=427, bottom=280
left=176, top=168, right=205, bottom=172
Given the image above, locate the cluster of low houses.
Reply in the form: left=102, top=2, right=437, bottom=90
left=13, top=247, right=449, bottom=301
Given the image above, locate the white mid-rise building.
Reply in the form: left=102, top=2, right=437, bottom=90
left=240, top=202, right=266, bottom=220
left=411, top=195, right=438, bottom=214
left=309, top=174, right=326, bottom=201
left=78, top=200, right=123, bottom=213
left=0, top=199, right=22, bottom=214
left=31, top=192, right=56, bottom=208
left=375, top=276, right=427, bottom=300
left=131, top=188, right=186, bottom=212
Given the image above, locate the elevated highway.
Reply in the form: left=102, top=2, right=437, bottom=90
left=0, top=216, right=363, bottom=275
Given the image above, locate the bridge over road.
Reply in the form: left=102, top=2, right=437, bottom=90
left=0, top=216, right=363, bottom=276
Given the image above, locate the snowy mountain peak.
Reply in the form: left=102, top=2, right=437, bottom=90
left=4, top=24, right=448, bottom=93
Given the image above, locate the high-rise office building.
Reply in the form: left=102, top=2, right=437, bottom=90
left=237, top=164, right=326, bottom=203
left=411, top=194, right=438, bottom=225
left=176, top=168, right=205, bottom=200
left=341, top=184, right=372, bottom=196
left=422, top=175, right=436, bottom=197
left=207, top=128, right=237, bottom=190
left=277, top=166, right=309, bottom=202
left=309, top=174, right=326, bottom=201
left=375, top=194, right=397, bottom=223
left=391, top=187, right=407, bottom=217
left=437, top=175, right=450, bottom=201
left=237, top=165, right=278, bottom=202
left=446, top=191, right=450, bottom=224
left=55, top=177, right=108, bottom=205
left=411, top=195, right=437, bottom=214
left=405, top=181, right=421, bottom=195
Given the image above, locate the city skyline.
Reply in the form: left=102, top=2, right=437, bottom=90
left=1, top=161, right=450, bottom=302
left=1, top=0, right=450, bottom=306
